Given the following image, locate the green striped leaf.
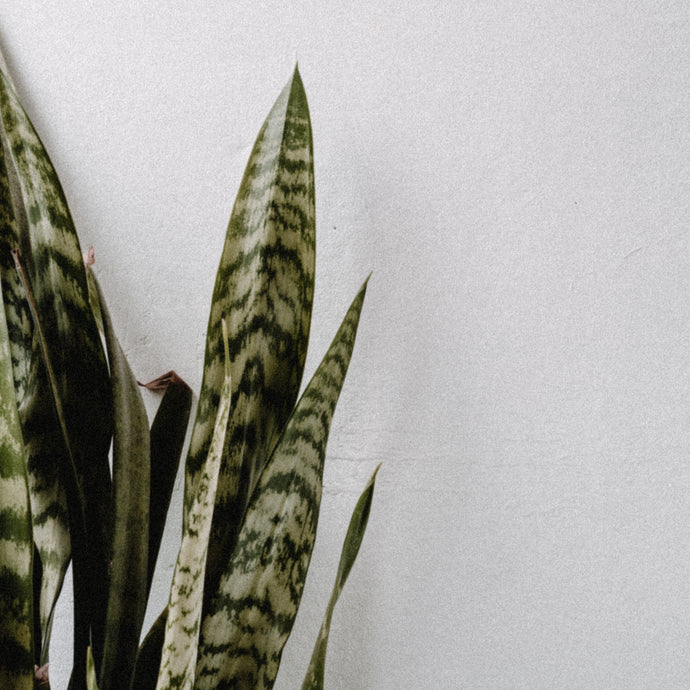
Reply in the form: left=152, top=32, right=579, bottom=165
left=0, top=72, right=112, bottom=463
left=0, top=70, right=113, bottom=683
left=185, top=66, right=315, bottom=604
left=156, top=322, right=232, bottom=690
left=0, top=273, right=34, bottom=688
left=0, top=84, right=31, bottom=409
left=195, top=279, right=368, bottom=689
left=93, top=277, right=150, bottom=690
left=302, top=464, right=380, bottom=690
left=12, top=247, right=93, bottom=684
left=0, top=71, right=68, bottom=671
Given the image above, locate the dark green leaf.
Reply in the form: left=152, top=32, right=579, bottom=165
left=144, top=371, right=192, bottom=597
left=131, top=608, right=167, bottom=690
left=93, top=277, right=150, bottom=690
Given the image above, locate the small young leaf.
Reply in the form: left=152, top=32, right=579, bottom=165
left=302, top=465, right=380, bottom=690
left=86, top=646, right=99, bottom=690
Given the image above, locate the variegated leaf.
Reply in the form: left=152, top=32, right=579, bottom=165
left=0, top=70, right=113, bottom=682
left=0, top=275, right=34, bottom=688
left=195, top=279, right=368, bottom=690
left=0, top=73, right=70, bottom=669
left=302, top=464, right=380, bottom=690
left=185, top=66, right=315, bottom=603
left=93, top=277, right=150, bottom=690
left=156, top=322, right=232, bottom=690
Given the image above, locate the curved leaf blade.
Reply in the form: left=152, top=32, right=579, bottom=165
left=195, top=279, right=368, bottom=689
left=0, top=78, right=69, bottom=669
left=185, top=66, right=316, bottom=600
left=302, top=464, right=380, bottom=690
left=0, top=72, right=112, bottom=465
left=0, top=69, right=113, bottom=680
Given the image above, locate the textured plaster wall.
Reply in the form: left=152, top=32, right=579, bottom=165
left=1, top=2, right=689, bottom=688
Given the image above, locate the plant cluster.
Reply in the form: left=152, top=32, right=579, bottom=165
left=0, top=50, right=377, bottom=690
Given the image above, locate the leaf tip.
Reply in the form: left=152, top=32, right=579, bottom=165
left=288, top=62, right=307, bottom=106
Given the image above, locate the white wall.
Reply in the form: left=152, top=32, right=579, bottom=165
left=1, top=2, right=689, bottom=687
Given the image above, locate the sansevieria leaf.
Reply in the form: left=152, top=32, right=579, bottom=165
left=129, top=373, right=192, bottom=690
left=0, top=275, right=33, bottom=688
left=156, top=321, right=232, bottom=690
left=185, top=65, right=316, bottom=606
left=195, top=279, right=368, bottom=690
left=0, top=69, right=69, bottom=670
left=93, top=276, right=150, bottom=690
left=0, top=68, right=113, bottom=684
left=302, top=464, right=380, bottom=690
left=145, top=371, right=192, bottom=597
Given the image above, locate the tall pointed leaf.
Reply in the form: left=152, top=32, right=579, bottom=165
left=0, top=70, right=113, bottom=683
left=0, top=280, right=34, bottom=688
left=156, top=322, right=232, bottom=690
left=0, top=76, right=69, bottom=669
left=302, top=464, right=380, bottom=690
left=93, top=277, right=150, bottom=690
left=185, top=66, right=316, bottom=602
left=12, top=249, right=93, bottom=688
left=195, top=279, right=368, bottom=689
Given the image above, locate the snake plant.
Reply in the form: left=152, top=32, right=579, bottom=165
left=0, top=47, right=377, bottom=690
